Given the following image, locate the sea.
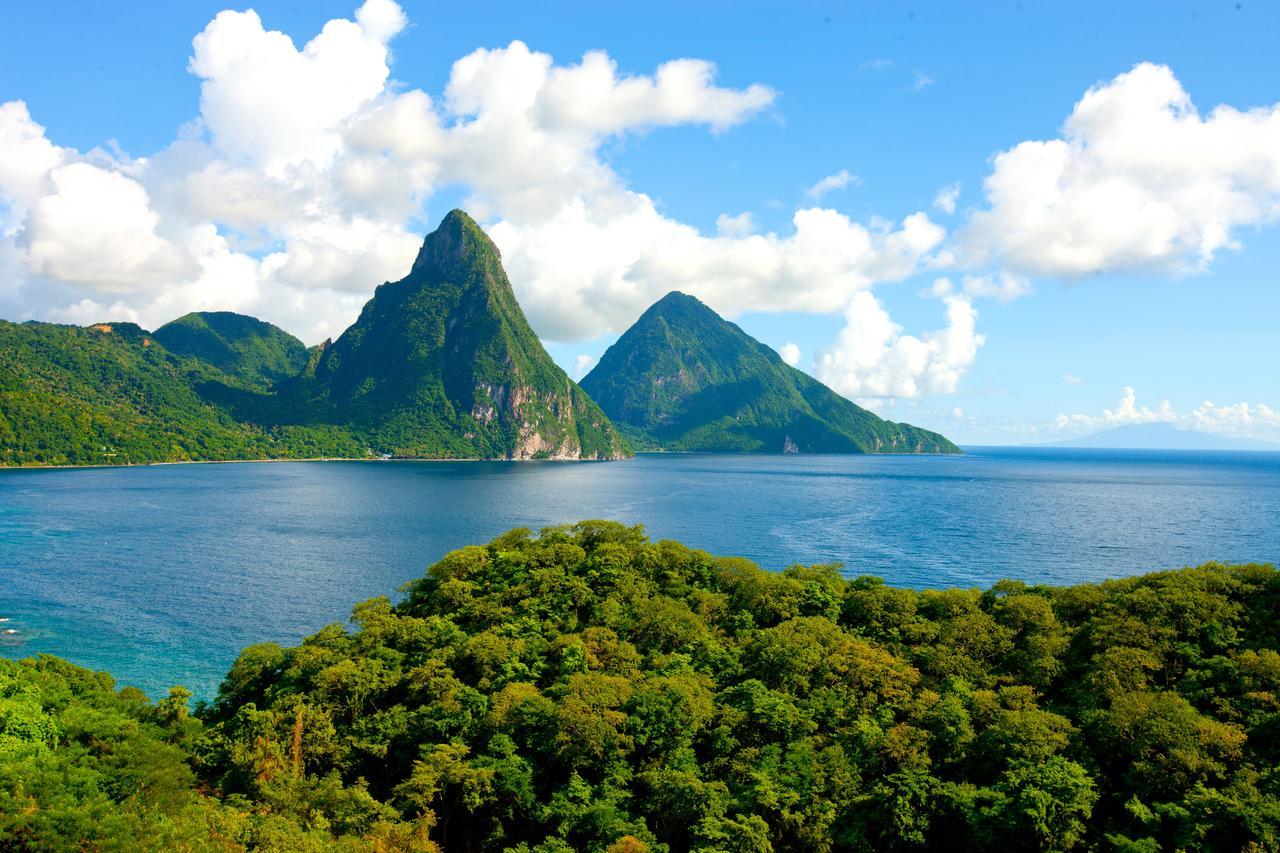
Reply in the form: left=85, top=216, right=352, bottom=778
left=1, top=447, right=1277, bottom=698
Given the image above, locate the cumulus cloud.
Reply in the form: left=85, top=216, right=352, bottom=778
left=0, top=101, right=65, bottom=230
left=957, top=272, right=1031, bottom=302
left=965, top=62, right=1280, bottom=277
left=490, top=204, right=946, bottom=341
left=815, top=292, right=984, bottom=398
left=189, top=6, right=398, bottom=171
left=805, top=169, right=860, bottom=200
left=933, top=183, right=960, bottom=215
left=778, top=342, right=801, bottom=367
left=572, top=354, right=597, bottom=380
left=929, top=273, right=1030, bottom=302
left=533, top=51, right=775, bottom=135
left=1054, top=386, right=1280, bottom=442
left=715, top=211, right=756, bottom=237
left=23, top=163, right=199, bottom=290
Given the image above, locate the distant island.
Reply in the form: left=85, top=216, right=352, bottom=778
left=1048, top=422, right=1280, bottom=451
left=0, top=211, right=956, bottom=466
left=2, top=521, right=1276, bottom=850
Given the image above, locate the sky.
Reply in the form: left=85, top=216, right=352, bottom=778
left=1, top=0, right=1278, bottom=445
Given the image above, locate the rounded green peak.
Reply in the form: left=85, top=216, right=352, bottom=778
left=645, top=291, right=717, bottom=320
left=654, top=290, right=700, bottom=305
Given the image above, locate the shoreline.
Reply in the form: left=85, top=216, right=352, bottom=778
left=0, top=455, right=633, bottom=471
left=0, top=448, right=971, bottom=471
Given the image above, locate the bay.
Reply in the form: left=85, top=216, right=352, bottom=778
left=1, top=446, right=1277, bottom=698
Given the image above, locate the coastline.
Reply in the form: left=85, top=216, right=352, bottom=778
left=0, top=454, right=634, bottom=471
left=0, top=447, right=966, bottom=471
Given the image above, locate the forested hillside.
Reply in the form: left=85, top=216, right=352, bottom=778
left=0, top=319, right=369, bottom=466
left=2, top=524, right=1278, bottom=850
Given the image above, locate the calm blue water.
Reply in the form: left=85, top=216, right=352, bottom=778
left=1, top=447, right=1277, bottom=698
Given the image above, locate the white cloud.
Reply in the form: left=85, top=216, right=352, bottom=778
left=805, top=169, right=860, bottom=201
left=1063, top=373, right=1085, bottom=386
left=490, top=204, right=946, bottom=341
left=572, top=354, right=597, bottom=380
left=354, top=0, right=408, bottom=43
left=965, top=62, right=1280, bottom=277
left=23, top=163, right=199, bottom=291
left=815, top=292, right=984, bottom=398
left=778, top=342, right=801, bottom=367
left=959, top=272, right=1031, bottom=302
left=929, top=273, right=1029, bottom=302
left=912, top=71, right=934, bottom=92
left=933, top=183, right=960, bottom=215
left=0, top=102, right=66, bottom=231
left=952, top=406, right=965, bottom=419
left=1054, top=386, right=1280, bottom=442
left=715, top=211, right=756, bottom=237
left=1187, top=400, right=1280, bottom=441
left=189, top=5, right=397, bottom=171
left=533, top=51, right=776, bottom=135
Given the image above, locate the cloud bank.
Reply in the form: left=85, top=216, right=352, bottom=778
left=1056, top=387, right=1280, bottom=443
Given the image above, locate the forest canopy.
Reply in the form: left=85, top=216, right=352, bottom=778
left=3, top=522, right=1279, bottom=851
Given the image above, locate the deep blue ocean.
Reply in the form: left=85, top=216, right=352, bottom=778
left=1, top=447, right=1277, bottom=698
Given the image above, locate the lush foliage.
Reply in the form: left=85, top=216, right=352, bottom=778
left=9, top=523, right=1275, bottom=850
left=0, top=319, right=365, bottom=466
left=581, top=292, right=959, bottom=454
left=0, top=211, right=628, bottom=466
left=153, top=311, right=310, bottom=391
left=0, top=655, right=421, bottom=851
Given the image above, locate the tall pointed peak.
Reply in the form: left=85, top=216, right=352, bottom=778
left=412, top=209, right=500, bottom=273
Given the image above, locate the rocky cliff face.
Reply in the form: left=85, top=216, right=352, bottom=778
left=301, top=210, right=629, bottom=460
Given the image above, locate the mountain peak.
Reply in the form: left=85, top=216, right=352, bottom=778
left=582, top=293, right=959, bottom=454
left=303, top=211, right=628, bottom=460
left=412, top=209, right=499, bottom=274
left=648, top=291, right=714, bottom=317
left=653, top=290, right=701, bottom=307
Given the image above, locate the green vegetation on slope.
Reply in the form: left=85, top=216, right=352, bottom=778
left=581, top=293, right=958, bottom=454
left=6, top=523, right=1279, bottom=850
left=153, top=311, right=310, bottom=391
left=277, top=210, right=627, bottom=460
left=0, top=212, right=628, bottom=466
left=0, top=656, right=432, bottom=851
left=0, top=320, right=365, bottom=466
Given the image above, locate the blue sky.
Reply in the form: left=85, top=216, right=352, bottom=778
left=1, top=1, right=1277, bottom=443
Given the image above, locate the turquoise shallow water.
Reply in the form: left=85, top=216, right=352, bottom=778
left=1, top=447, right=1277, bottom=698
